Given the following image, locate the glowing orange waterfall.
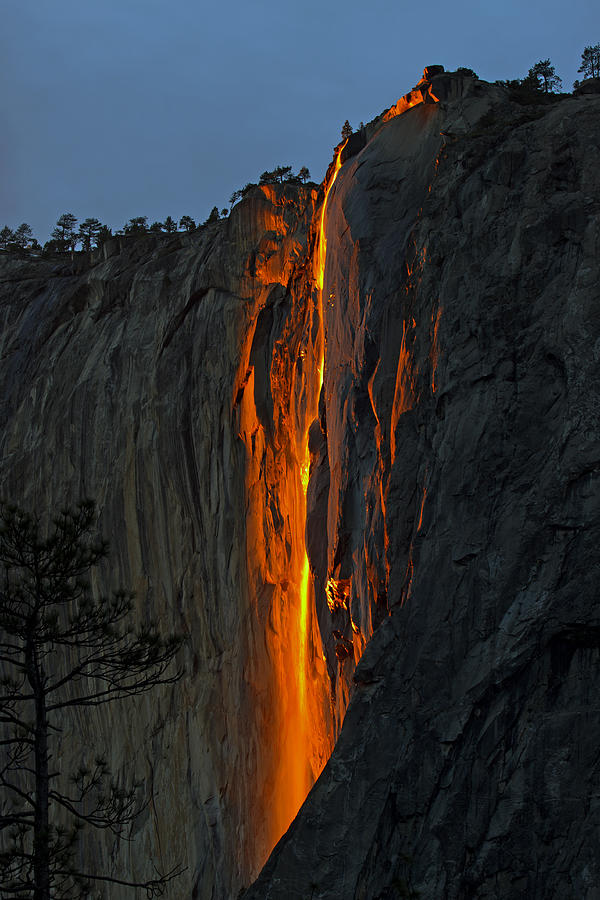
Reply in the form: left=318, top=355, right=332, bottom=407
left=266, top=143, right=348, bottom=852
left=240, top=100, right=439, bottom=872
left=303, top=139, right=349, bottom=740
left=283, top=141, right=348, bottom=815
left=251, top=93, right=440, bottom=864
left=316, top=140, right=347, bottom=295
left=266, top=440, right=325, bottom=850
left=237, top=150, right=352, bottom=863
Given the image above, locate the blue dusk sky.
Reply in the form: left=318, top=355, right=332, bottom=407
left=2, top=0, right=599, bottom=241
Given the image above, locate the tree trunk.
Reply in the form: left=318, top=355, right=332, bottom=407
left=26, top=637, right=50, bottom=900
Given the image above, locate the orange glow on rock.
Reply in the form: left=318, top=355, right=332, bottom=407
left=265, top=377, right=332, bottom=853
left=381, top=70, right=440, bottom=125
left=431, top=306, right=442, bottom=393
left=270, top=146, right=353, bottom=830
left=382, top=91, right=424, bottom=123
left=326, top=576, right=352, bottom=613
left=417, top=486, right=427, bottom=531
left=241, top=162, right=354, bottom=858
left=315, top=140, right=348, bottom=295
left=390, top=320, right=416, bottom=465
left=234, top=184, right=336, bottom=872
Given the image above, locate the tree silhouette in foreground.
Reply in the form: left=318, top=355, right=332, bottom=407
left=0, top=501, right=183, bottom=899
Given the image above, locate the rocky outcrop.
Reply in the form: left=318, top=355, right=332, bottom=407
left=2, top=70, right=600, bottom=899
left=575, top=76, right=600, bottom=95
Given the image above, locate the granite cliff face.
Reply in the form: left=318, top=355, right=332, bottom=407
left=247, top=75, right=600, bottom=898
left=1, top=71, right=600, bottom=899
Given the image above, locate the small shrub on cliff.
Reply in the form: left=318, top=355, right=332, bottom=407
left=124, top=215, right=148, bottom=234
left=341, top=119, right=353, bottom=140
left=77, top=217, right=102, bottom=251
left=527, top=59, right=562, bottom=93
left=179, top=215, right=196, bottom=232
left=578, top=43, right=600, bottom=79
left=51, top=213, right=78, bottom=252
left=0, top=226, right=13, bottom=250
left=41, top=238, right=63, bottom=255
left=205, top=206, right=220, bottom=224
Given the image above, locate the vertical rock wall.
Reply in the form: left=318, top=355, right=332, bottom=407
left=246, top=81, right=600, bottom=898
left=0, top=182, right=330, bottom=897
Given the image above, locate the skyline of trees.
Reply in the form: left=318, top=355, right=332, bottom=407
left=0, top=211, right=210, bottom=255
left=2, top=49, right=595, bottom=257
left=2, top=161, right=314, bottom=255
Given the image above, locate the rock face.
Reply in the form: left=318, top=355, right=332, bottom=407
left=575, top=76, right=600, bottom=95
left=0, top=184, right=326, bottom=897
left=245, top=78, right=600, bottom=898
left=1, top=71, right=600, bottom=899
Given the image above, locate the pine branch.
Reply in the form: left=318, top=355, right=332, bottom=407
left=53, top=863, right=187, bottom=898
